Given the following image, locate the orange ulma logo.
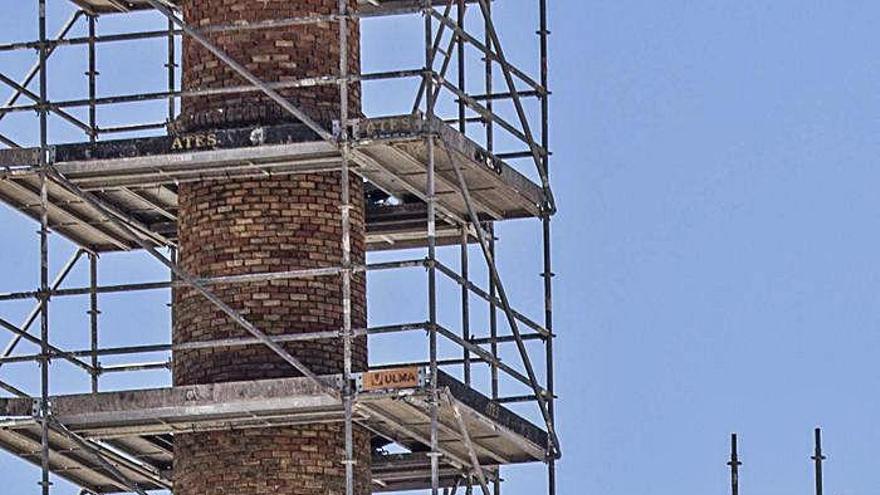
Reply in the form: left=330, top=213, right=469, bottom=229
left=363, top=368, right=419, bottom=390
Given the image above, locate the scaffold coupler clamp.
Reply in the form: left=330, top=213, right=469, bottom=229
left=31, top=398, right=52, bottom=418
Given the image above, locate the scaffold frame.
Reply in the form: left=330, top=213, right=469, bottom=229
left=0, top=1, right=558, bottom=494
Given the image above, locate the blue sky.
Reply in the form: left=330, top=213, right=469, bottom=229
left=3, top=1, right=880, bottom=495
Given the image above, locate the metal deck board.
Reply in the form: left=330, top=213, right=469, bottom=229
left=0, top=420, right=171, bottom=493
left=0, top=369, right=540, bottom=492
left=0, top=115, right=544, bottom=252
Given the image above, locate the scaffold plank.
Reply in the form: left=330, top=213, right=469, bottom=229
left=67, top=0, right=481, bottom=17
left=0, top=369, right=539, bottom=492
left=0, top=115, right=543, bottom=252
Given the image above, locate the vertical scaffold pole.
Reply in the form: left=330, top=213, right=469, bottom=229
left=89, top=254, right=100, bottom=394
left=728, top=433, right=741, bottom=495
left=87, top=14, right=97, bottom=143
left=37, top=1, right=51, bottom=493
left=483, top=9, right=500, bottom=495
left=457, top=0, right=471, bottom=389
left=457, top=0, right=466, bottom=135
left=338, top=1, right=356, bottom=494
left=538, top=1, right=558, bottom=493
left=483, top=0, right=499, bottom=410
left=461, top=226, right=471, bottom=386
left=166, top=18, right=175, bottom=124
left=812, top=428, right=825, bottom=495
left=424, top=1, right=440, bottom=494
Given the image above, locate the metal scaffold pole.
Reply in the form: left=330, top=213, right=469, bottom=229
left=89, top=254, right=100, bottom=393
left=812, top=428, right=825, bottom=495
left=461, top=226, right=471, bottom=386
left=424, top=2, right=441, bottom=494
left=728, top=433, right=741, bottom=495
left=37, top=2, right=52, bottom=493
left=87, top=14, right=97, bottom=143
left=483, top=7, right=500, bottom=495
left=338, top=0, right=356, bottom=494
left=165, top=18, right=175, bottom=124
left=539, top=1, right=558, bottom=493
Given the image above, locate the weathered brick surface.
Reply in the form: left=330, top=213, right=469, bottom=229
left=178, top=0, right=360, bottom=131
left=174, top=174, right=367, bottom=383
left=173, top=2, right=369, bottom=494
left=175, top=426, right=371, bottom=495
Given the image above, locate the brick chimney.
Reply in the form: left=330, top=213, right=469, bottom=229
left=172, top=1, right=369, bottom=494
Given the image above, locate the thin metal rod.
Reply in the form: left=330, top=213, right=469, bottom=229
left=424, top=3, right=441, bottom=494
left=461, top=226, right=471, bottom=386
left=87, top=14, right=98, bottom=143
left=0, top=13, right=341, bottom=53
left=142, top=0, right=332, bottom=141
left=338, top=1, right=356, bottom=494
left=539, top=0, right=557, bottom=488
left=728, top=433, right=741, bottom=495
left=483, top=0, right=498, bottom=422
left=0, top=323, right=426, bottom=364
left=100, top=361, right=169, bottom=373
left=89, top=254, right=100, bottom=393
left=488, top=224, right=499, bottom=400
left=457, top=0, right=466, bottom=135
left=166, top=18, right=176, bottom=124
left=0, top=378, right=29, bottom=398
left=812, top=428, right=825, bottom=495
left=37, top=3, right=51, bottom=494
left=470, top=334, right=545, bottom=345
left=0, top=69, right=423, bottom=117
left=0, top=260, right=424, bottom=301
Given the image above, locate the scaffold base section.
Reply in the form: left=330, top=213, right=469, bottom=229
left=0, top=115, right=544, bottom=252
left=0, top=369, right=545, bottom=493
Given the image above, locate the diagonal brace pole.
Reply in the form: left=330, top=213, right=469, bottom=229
left=45, top=166, right=338, bottom=399
left=412, top=0, right=456, bottom=113
left=0, top=11, right=83, bottom=122
left=0, top=316, right=95, bottom=373
left=0, top=248, right=85, bottom=368
left=0, top=71, right=93, bottom=135
left=443, top=390, right=492, bottom=495
left=49, top=418, right=150, bottom=495
left=142, top=0, right=333, bottom=141
left=467, top=0, right=556, bottom=213
left=439, top=132, right=560, bottom=457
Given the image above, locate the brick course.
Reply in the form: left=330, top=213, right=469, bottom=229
left=178, top=0, right=360, bottom=131
left=173, top=1, right=369, bottom=494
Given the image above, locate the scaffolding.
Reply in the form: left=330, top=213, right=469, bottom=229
left=0, top=1, right=558, bottom=494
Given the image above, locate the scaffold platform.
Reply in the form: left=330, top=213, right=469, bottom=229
left=70, top=0, right=463, bottom=17
left=0, top=369, right=543, bottom=493
left=0, top=115, right=544, bottom=251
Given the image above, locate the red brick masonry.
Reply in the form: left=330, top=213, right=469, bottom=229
left=173, top=1, right=369, bottom=494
